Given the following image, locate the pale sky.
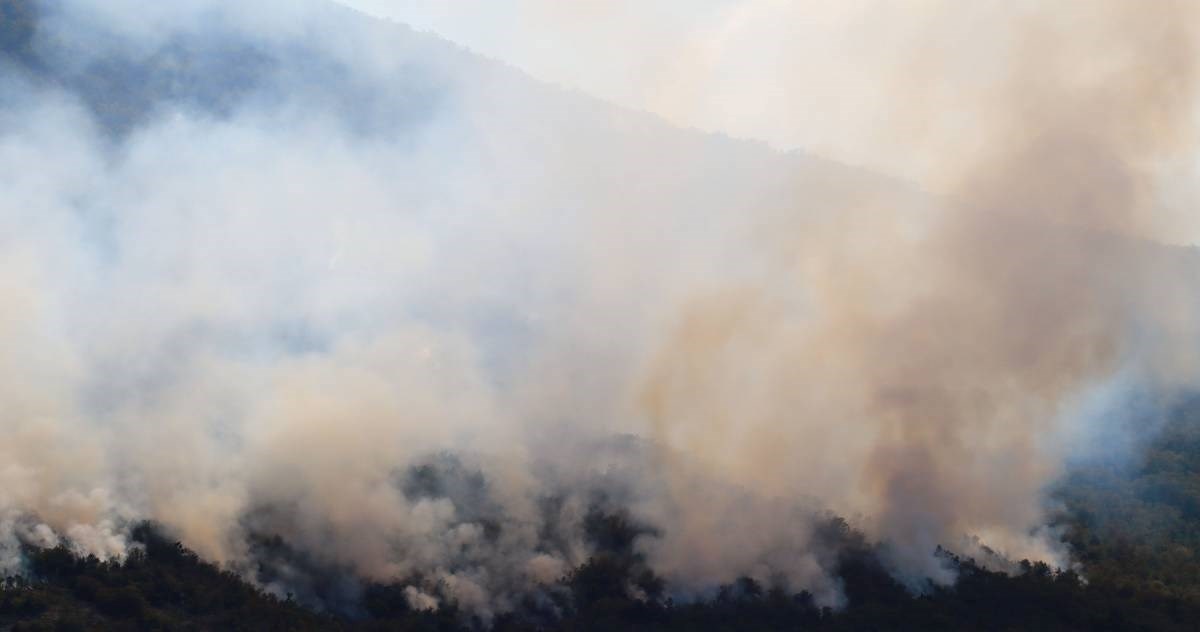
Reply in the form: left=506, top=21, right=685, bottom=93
left=332, top=1, right=961, bottom=181
left=332, top=0, right=1200, bottom=230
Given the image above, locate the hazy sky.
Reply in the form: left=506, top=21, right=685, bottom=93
left=333, top=1, right=1200, bottom=240
left=332, top=1, right=952, bottom=180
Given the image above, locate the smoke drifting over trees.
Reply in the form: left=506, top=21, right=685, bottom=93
left=1, top=0, right=1198, bottom=621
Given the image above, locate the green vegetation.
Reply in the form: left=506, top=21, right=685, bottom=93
left=1054, top=397, right=1200, bottom=613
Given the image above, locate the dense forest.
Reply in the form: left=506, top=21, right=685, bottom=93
left=1, top=399, right=1198, bottom=631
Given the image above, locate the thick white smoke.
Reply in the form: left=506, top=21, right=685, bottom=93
left=0, top=0, right=1198, bottom=617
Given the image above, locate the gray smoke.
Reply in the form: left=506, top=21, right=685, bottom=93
left=0, top=0, right=1197, bottom=617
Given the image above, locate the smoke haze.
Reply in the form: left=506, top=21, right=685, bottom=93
left=1, top=0, right=1199, bottom=617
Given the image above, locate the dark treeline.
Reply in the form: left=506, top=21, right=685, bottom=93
left=5, top=397, right=1200, bottom=632
left=0, top=517, right=1194, bottom=631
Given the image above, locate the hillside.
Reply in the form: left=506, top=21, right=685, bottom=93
left=3, top=0, right=1200, bottom=630
left=3, top=402, right=1200, bottom=630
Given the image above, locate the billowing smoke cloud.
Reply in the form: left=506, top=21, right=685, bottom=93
left=0, top=0, right=1198, bottom=619
left=639, top=0, right=1200, bottom=585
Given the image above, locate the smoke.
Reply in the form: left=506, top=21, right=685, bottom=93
left=0, top=0, right=1198, bottom=618
left=639, top=0, right=1200, bottom=585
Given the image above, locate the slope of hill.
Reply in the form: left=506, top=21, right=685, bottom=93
left=4, top=400, right=1200, bottom=631
left=3, top=0, right=1200, bottom=630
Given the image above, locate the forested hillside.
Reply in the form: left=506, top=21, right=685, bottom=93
left=3, top=0, right=1200, bottom=630
left=1, top=401, right=1198, bottom=631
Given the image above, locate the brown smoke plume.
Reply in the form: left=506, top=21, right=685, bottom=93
left=639, top=0, right=1200, bottom=582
